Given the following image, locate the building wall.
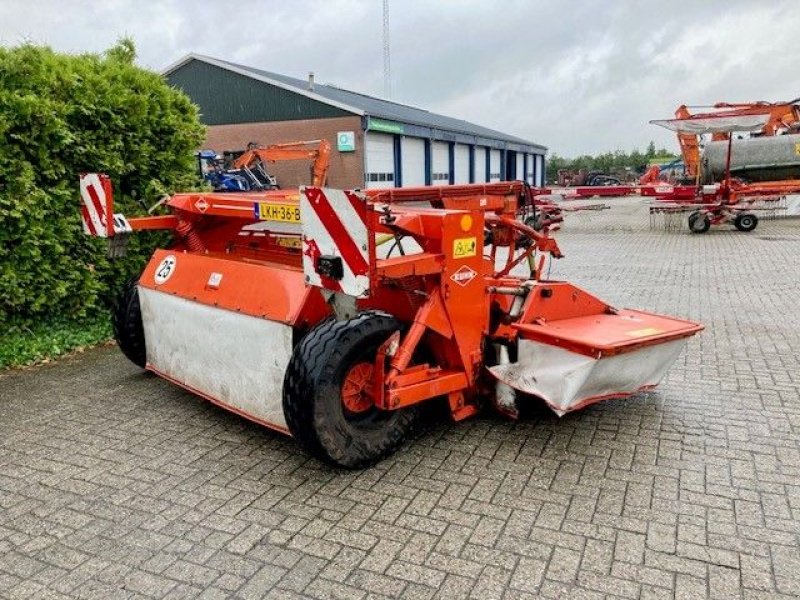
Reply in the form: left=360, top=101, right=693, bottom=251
left=203, top=116, right=364, bottom=189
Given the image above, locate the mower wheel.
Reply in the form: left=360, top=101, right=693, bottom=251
left=688, top=211, right=710, bottom=234
left=283, top=311, right=418, bottom=469
left=734, top=213, right=758, bottom=232
left=112, top=277, right=147, bottom=368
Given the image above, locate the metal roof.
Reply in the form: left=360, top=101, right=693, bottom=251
left=163, top=54, right=546, bottom=152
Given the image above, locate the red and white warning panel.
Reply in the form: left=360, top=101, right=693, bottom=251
left=79, top=173, right=132, bottom=237
left=79, top=173, right=112, bottom=237
left=300, top=187, right=372, bottom=297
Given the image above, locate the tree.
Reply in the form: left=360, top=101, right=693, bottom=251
left=0, top=40, right=205, bottom=326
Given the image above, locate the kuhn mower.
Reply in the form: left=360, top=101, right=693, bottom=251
left=80, top=175, right=701, bottom=468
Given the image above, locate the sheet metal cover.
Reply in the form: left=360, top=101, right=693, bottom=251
left=489, top=337, right=687, bottom=416
left=650, top=113, right=769, bottom=135
left=139, top=287, right=292, bottom=432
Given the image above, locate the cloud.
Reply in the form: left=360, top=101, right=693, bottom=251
left=1, top=0, right=797, bottom=156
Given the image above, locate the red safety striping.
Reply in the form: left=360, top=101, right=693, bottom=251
left=85, top=182, right=107, bottom=228
left=320, top=273, right=343, bottom=292
left=80, top=205, right=97, bottom=235
left=345, top=190, right=368, bottom=228
left=306, top=188, right=369, bottom=276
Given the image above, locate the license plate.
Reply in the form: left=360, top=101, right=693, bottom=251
left=255, top=203, right=301, bottom=223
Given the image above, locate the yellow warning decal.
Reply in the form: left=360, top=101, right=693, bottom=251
left=794, top=142, right=800, bottom=156
left=625, top=327, right=663, bottom=337
left=453, top=236, right=477, bottom=258
left=255, top=203, right=301, bottom=223
left=274, top=236, right=302, bottom=249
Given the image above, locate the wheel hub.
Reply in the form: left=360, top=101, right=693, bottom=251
left=341, top=362, right=375, bottom=414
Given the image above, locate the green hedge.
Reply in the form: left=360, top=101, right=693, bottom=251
left=0, top=39, right=205, bottom=330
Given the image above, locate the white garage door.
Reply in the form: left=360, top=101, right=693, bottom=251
left=489, top=149, right=502, bottom=182
left=365, top=132, right=395, bottom=189
left=535, top=154, right=545, bottom=186
left=431, top=141, right=450, bottom=186
left=401, top=137, right=425, bottom=187
left=515, top=153, right=525, bottom=182
left=473, top=147, right=487, bottom=183
left=454, top=144, right=470, bottom=184
left=525, top=154, right=534, bottom=185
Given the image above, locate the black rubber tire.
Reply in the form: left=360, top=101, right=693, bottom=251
left=112, top=277, right=147, bottom=368
left=688, top=212, right=710, bottom=234
left=283, top=311, right=418, bottom=469
left=734, top=213, right=758, bottom=232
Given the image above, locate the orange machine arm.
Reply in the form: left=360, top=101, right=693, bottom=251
left=674, top=105, right=701, bottom=179
left=713, top=99, right=800, bottom=136
left=232, top=139, right=332, bottom=186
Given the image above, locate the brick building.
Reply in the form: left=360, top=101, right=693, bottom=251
left=164, top=54, right=546, bottom=189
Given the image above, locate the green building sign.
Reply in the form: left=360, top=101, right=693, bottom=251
left=369, top=118, right=405, bottom=134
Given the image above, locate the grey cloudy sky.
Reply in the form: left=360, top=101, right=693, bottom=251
left=1, top=0, right=797, bottom=156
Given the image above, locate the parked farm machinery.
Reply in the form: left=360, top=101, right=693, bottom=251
left=197, top=139, right=331, bottom=192
left=79, top=175, right=702, bottom=467
left=671, top=97, right=800, bottom=182
left=648, top=110, right=800, bottom=233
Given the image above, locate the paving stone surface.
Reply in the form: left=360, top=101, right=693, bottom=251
left=1, top=199, right=799, bottom=599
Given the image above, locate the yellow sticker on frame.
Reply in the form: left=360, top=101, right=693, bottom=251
left=625, top=327, right=663, bottom=338
left=453, top=236, right=477, bottom=258
left=274, top=236, right=302, bottom=249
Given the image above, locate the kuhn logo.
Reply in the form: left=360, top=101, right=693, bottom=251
left=451, top=265, right=477, bottom=287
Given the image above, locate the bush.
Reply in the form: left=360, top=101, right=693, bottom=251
left=0, top=315, right=111, bottom=368
left=0, top=39, right=205, bottom=330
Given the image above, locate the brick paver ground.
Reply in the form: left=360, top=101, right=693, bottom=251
left=1, top=199, right=799, bottom=599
